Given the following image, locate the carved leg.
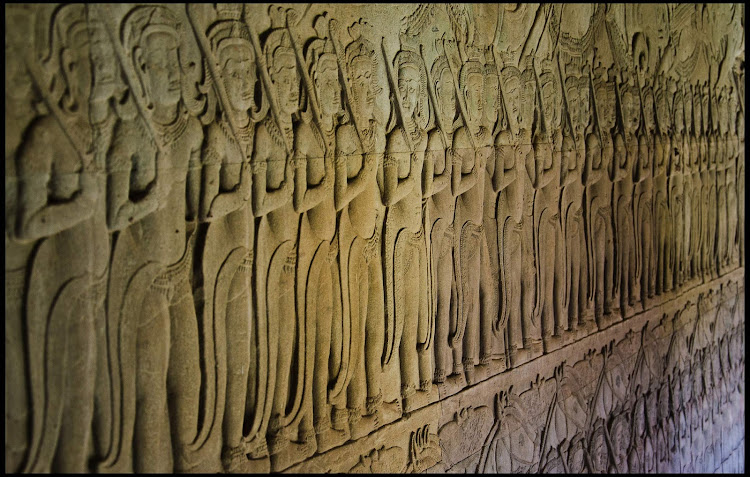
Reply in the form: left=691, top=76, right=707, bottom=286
left=417, top=239, right=432, bottom=392
left=313, top=260, right=347, bottom=453
left=168, top=275, right=202, bottom=471
left=433, top=235, right=453, bottom=383
left=5, top=270, right=28, bottom=473
left=400, top=245, right=421, bottom=410
left=224, top=267, right=251, bottom=450
left=507, top=228, right=524, bottom=366
left=53, top=293, right=96, bottom=472
left=135, top=289, right=173, bottom=473
left=479, top=234, right=497, bottom=366
left=364, top=253, right=398, bottom=425
left=270, top=267, right=296, bottom=434
left=521, top=222, right=542, bottom=358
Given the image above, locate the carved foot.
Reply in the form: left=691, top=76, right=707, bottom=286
left=527, top=340, right=544, bottom=360
left=433, top=368, right=446, bottom=383
left=316, top=426, right=349, bottom=454
left=222, top=445, right=270, bottom=474
left=379, top=398, right=402, bottom=425
left=349, top=410, right=379, bottom=440
left=508, top=347, right=527, bottom=368
left=542, top=334, right=563, bottom=353
left=268, top=433, right=316, bottom=472
left=463, top=363, right=477, bottom=386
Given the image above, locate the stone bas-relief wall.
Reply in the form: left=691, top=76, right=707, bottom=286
left=4, top=3, right=744, bottom=473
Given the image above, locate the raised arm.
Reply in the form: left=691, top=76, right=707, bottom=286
left=200, top=126, right=252, bottom=222
left=293, top=125, right=334, bottom=213
left=16, top=121, right=97, bottom=241
left=186, top=135, right=202, bottom=222
left=334, top=124, right=378, bottom=211
left=252, top=124, right=293, bottom=217
left=382, top=129, right=420, bottom=207
left=451, top=127, right=479, bottom=196
left=106, top=121, right=163, bottom=232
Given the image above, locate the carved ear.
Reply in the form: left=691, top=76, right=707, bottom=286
left=132, top=46, right=151, bottom=110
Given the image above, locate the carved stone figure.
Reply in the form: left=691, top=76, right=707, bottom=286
left=251, top=9, right=312, bottom=470
left=188, top=6, right=260, bottom=471
left=560, top=61, right=596, bottom=339
left=104, top=6, right=205, bottom=472
left=333, top=19, right=400, bottom=440
left=5, top=6, right=43, bottom=472
left=612, top=77, right=639, bottom=317
left=495, top=65, right=528, bottom=367
left=587, top=64, right=618, bottom=328
left=424, top=51, right=458, bottom=384
left=382, top=39, right=431, bottom=409
left=668, top=82, right=686, bottom=291
left=449, top=45, right=497, bottom=384
left=653, top=77, right=673, bottom=294
left=633, top=79, right=656, bottom=308
left=532, top=57, right=566, bottom=352
left=14, top=5, right=105, bottom=472
left=3, top=4, right=745, bottom=474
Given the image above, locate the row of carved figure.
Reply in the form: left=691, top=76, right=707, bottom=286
left=4, top=3, right=745, bottom=473
left=437, top=282, right=744, bottom=474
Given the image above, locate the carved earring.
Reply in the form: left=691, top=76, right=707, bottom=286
left=134, top=47, right=153, bottom=111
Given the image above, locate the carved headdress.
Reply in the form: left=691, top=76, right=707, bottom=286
left=263, top=6, right=295, bottom=76
left=392, top=37, right=429, bottom=130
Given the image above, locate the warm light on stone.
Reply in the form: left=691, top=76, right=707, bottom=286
left=5, top=3, right=744, bottom=473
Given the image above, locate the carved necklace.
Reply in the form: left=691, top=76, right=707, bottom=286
left=152, top=104, right=189, bottom=150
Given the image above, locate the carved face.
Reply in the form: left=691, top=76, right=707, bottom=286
left=612, top=419, right=630, bottom=461
left=272, top=56, right=299, bottom=117
left=655, top=92, right=670, bottom=133
left=562, top=135, right=576, bottom=170
left=315, top=57, right=341, bottom=118
left=464, top=71, right=483, bottom=126
left=5, top=46, right=32, bottom=102
left=646, top=390, right=658, bottom=430
left=89, top=24, right=117, bottom=102
left=681, top=367, right=692, bottom=403
left=567, top=437, right=585, bottom=473
left=692, top=90, right=702, bottom=134
left=565, top=79, right=580, bottom=135
left=63, top=27, right=93, bottom=110
left=541, top=77, right=560, bottom=130
left=643, top=89, right=655, bottom=131
left=504, top=75, right=521, bottom=131
left=141, top=31, right=180, bottom=109
left=596, top=83, right=616, bottom=130
left=519, top=78, right=535, bottom=130
left=719, top=95, right=729, bottom=135
left=623, top=88, right=640, bottom=134
left=220, top=43, right=256, bottom=113
left=398, top=63, right=420, bottom=119
left=349, top=56, right=375, bottom=121
left=635, top=397, right=646, bottom=437
left=670, top=96, right=682, bottom=135
left=701, top=89, right=710, bottom=133
left=436, top=68, right=456, bottom=128
left=578, top=79, right=591, bottom=136
left=683, top=89, right=693, bottom=133
left=484, top=70, right=499, bottom=124
left=728, top=94, right=738, bottom=134
left=590, top=431, right=608, bottom=472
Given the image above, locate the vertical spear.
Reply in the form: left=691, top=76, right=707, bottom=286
left=441, top=36, right=476, bottom=151
left=381, top=37, right=415, bottom=152
left=420, top=44, right=450, bottom=150
left=243, top=7, right=291, bottom=155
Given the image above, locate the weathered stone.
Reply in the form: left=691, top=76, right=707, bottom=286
left=5, top=3, right=744, bottom=473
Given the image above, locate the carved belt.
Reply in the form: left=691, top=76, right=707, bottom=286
left=151, top=238, right=194, bottom=301
left=238, top=250, right=254, bottom=273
